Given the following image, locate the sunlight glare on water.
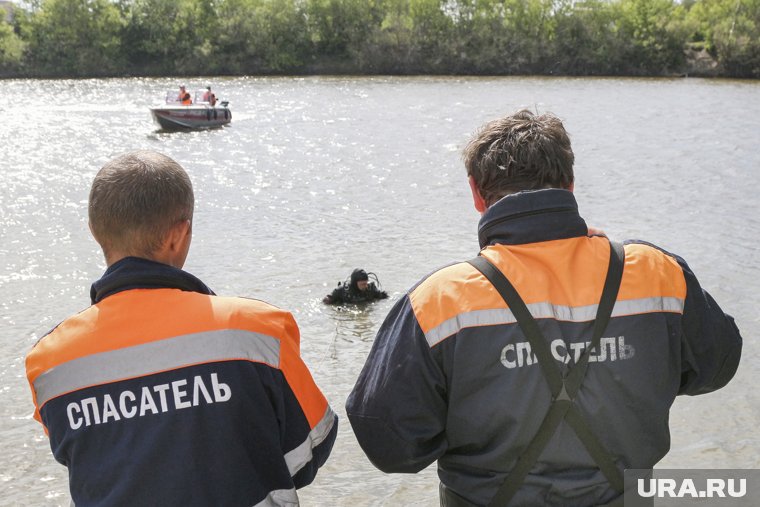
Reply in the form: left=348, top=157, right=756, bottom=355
left=1, top=76, right=759, bottom=506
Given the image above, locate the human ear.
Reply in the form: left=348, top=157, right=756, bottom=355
left=469, top=175, right=487, bottom=214
left=162, top=219, right=192, bottom=268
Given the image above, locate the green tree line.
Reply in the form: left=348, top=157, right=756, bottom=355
left=1, top=0, right=759, bottom=78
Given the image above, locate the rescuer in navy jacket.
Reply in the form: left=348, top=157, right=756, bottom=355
left=26, top=150, right=337, bottom=507
left=346, top=110, right=742, bottom=506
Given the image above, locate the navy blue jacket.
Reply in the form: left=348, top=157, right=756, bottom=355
left=28, top=258, right=337, bottom=507
left=347, top=189, right=741, bottom=506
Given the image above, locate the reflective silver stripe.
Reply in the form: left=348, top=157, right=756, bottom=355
left=612, top=296, right=684, bottom=317
left=426, top=308, right=516, bottom=347
left=424, top=296, right=684, bottom=347
left=284, top=406, right=336, bottom=477
left=33, top=329, right=280, bottom=408
left=252, top=488, right=299, bottom=507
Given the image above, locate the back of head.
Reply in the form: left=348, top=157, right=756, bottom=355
left=463, top=109, right=574, bottom=207
left=88, top=150, right=194, bottom=260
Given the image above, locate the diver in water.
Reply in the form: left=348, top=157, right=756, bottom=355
left=323, top=269, right=388, bottom=305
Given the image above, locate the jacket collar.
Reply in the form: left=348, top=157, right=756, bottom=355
left=90, top=256, right=215, bottom=304
left=477, top=189, right=588, bottom=248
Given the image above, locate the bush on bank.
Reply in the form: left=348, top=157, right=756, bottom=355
left=0, top=0, right=758, bottom=79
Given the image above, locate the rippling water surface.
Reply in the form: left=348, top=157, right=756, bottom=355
left=1, top=76, right=758, bottom=505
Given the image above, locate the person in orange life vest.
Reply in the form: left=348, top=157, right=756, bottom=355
left=203, top=86, right=217, bottom=106
left=25, top=150, right=337, bottom=507
left=346, top=110, right=742, bottom=507
left=178, top=85, right=192, bottom=105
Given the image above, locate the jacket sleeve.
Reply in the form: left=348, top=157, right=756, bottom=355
left=672, top=254, right=742, bottom=396
left=346, top=295, right=447, bottom=473
left=368, top=283, right=388, bottom=300
left=325, top=286, right=344, bottom=304
left=276, top=311, right=338, bottom=487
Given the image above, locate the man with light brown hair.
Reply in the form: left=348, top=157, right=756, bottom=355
left=464, top=110, right=574, bottom=207
left=27, top=150, right=337, bottom=507
left=347, top=110, right=741, bottom=506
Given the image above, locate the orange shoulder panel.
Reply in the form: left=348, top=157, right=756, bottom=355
left=276, top=312, right=329, bottom=429
left=25, top=289, right=328, bottom=429
left=409, top=261, right=506, bottom=335
left=617, top=242, right=687, bottom=302
left=27, top=290, right=290, bottom=383
left=408, top=237, right=686, bottom=335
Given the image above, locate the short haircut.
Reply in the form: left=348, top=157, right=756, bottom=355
left=88, top=150, right=194, bottom=258
left=463, top=110, right=574, bottom=207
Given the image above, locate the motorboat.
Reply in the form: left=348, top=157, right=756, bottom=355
left=150, top=89, right=231, bottom=130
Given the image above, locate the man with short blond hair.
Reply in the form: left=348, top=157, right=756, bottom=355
left=27, top=150, right=337, bottom=507
left=88, top=150, right=195, bottom=262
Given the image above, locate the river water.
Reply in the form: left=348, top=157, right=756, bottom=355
left=0, top=76, right=758, bottom=505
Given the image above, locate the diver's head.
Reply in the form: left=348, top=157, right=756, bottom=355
left=350, top=268, right=369, bottom=291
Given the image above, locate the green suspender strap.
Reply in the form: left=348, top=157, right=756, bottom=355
left=466, top=240, right=626, bottom=507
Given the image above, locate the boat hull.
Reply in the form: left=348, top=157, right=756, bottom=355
left=150, top=105, right=232, bottom=130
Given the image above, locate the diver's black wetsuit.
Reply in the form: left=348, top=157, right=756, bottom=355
left=324, top=282, right=388, bottom=304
